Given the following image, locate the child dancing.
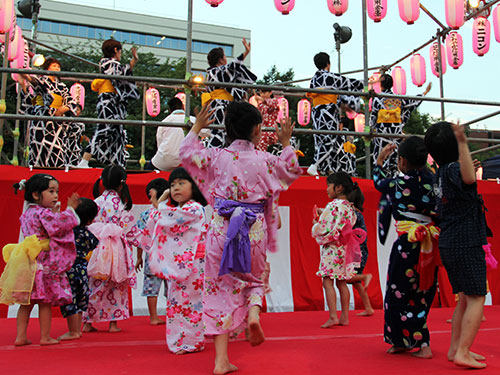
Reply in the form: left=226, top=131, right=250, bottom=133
left=0, top=174, right=79, bottom=345
left=312, top=172, right=365, bottom=328
left=83, top=165, right=139, bottom=333
left=180, top=102, right=302, bottom=374
left=425, top=123, right=488, bottom=369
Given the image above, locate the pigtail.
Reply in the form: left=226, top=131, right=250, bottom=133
left=13, top=179, right=26, bottom=195
left=120, top=181, right=133, bottom=210
left=92, top=177, right=102, bottom=199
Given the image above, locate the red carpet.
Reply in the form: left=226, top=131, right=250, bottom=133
left=1, top=307, right=499, bottom=374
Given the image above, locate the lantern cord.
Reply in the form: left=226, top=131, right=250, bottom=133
left=419, top=4, right=447, bottom=30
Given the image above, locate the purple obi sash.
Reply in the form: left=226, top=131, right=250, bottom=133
left=214, top=198, right=266, bottom=276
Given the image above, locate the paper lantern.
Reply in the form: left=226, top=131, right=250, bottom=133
left=391, top=66, right=406, bottom=95
left=368, top=71, right=382, bottom=93
left=146, top=87, right=161, bottom=117
left=274, top=0, right=295, bottom=15
left=297, top=99, right=311, bottom=126
left=473, top=17, right=490, bottom=57
left=327, top=0, right=348, bottom=16
left=249, top=95, right=258, bottom=108
left=367, top=0, right=387, bottom=23
left=476, top=166, right=483, bottom=181
left=205, top=0, right=224, bottom=7
left=174, top=92, right=186, bottom=108
left=0, top=0, right=14, bottom=34
left=493, top=5, right=500, bottom=43
left=354, top=114, right=365, bottom=133
left=444, top=0, right=465, bottom=29
left=277, top=97, right=289, bottom=122
left=446, top=32, right=463, bottom=69
left=398, top=0, right=420, bottom=25
left=7, top=25, right=22, bottom=61
left=10, top=38, right=29, bottom=82
left=70, top=83, right=85, bottom=110
left=429, top=42, right=446, bottom=77
left=410, top=54, right=426, bottom=87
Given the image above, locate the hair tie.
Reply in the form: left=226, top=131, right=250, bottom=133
left=121, top=179, right=126, bottom=183
left=18, top=179, right=26, bottom=191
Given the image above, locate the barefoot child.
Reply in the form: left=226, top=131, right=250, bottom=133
left=312, top=172, right=365, bottom=328
left=0, top=174, right=79, bottom=345
left=59, top=198, right=99, bottom=340
left=135, top=178, right=169, bottom=326
left=425, top=122, right=488, bottom=369
left=180, top=102, right=302, bottom=374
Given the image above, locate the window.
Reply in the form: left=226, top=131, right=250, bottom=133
left=69, top=24, right=78, bottom=36
left=60, top=23, right=69, bottom=35
left=78, top=25, right=88, bottom=38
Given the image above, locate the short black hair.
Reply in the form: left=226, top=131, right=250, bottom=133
left=42, top=57, right=61, bottom=71
left=424, top=121, right=459, bottom=166
left=168, top=167, right=207, bottom=207
left=93, top=165, right=133, bottom=210
left=102, top=39, right=122, bottom=58
left=168, top=97, right=184, bottom=112
left=380, top=73, right=393, bottom=91
left=75, top=197, right=98, bottom=227
left=314, top=52, right=330, bottom=70
left=326, top=171, right=355, bottom=196
left=13, top=174, right=58, bottom=203
left=398, top=136, right=428, bottom=169
left=225, top=101, right=262, bottom=144
left=146, top=178, right=169, bottom=199
left=207, top=47, right=224, bottom=68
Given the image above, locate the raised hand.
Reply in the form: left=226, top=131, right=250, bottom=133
left=275, top=117, right=295, bottom=148
left=67, top=192, right=80, bottom=210
left=192, top=105, right=215, bottom=135
left=377, top=143, right=397, bottom=166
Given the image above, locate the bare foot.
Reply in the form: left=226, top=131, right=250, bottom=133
left=412, top=347, right=432, bottom=359
left=40, top=337, right=60, bottom=346
left=57, top=332, right=81, bottom=341
left=14, top=338, right=32, bottom=346
left=109, top=323, right=121, bottom=333
left=150, top=318, right=166, bottom=326
left=175, top=349, right=188, bottom=355
left=244, top=328, right=250, bottom=341
left=213, top=362, right=238, bottom=375
left=454, top=352, right=487, bottom=369
left=356, top=310, right=374, bottom=317
left=364, top=273, right=373, bottom=289
left=387, top=346, right=411, bottom=354
left=82, top=323, right=97, bottom=333
left=448, top=351, right=485, bottom=362
left=320, top=318, right=339, bottom=328
left=248, top=317, right=265, bottom=346
left=339, top=317, right=349, bottom=326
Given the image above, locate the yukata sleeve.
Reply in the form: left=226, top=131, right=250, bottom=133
left=402, top=95, right=422, bottom=112
left=373, top=165, right=395, bottom=195
left=39, top=208, right=79, bottom=238
left=325, top=71, right=364, bottom=92
left=370, top=97, right=384, bottom=128
left=119, top=208, right=140, bottom=248
left=312, top=202, right=346, bottom=246
left=60, top=83, right=78, bottom=116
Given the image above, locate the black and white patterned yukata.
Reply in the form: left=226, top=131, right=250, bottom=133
left=87, top=58, right=140, bottom=166
left=370, top=89, right=422, bottom=178
left=27, top=75, right=78, bottom=168
left=66, top=121, right=85, bottom=167
left=204, top=55, right=257, bottom=148
left=309, top=70, right=363, bottom=175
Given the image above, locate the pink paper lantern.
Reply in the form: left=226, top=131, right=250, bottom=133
left=70, top=83, right=86, bottom=110
left=493, top=5, right=500, bottom=43
left=174, top=92, right=186, bottom=108
left=398, top=0, right=420, bottom=25
left=7, top=25, right=22, bottom=61
left=410, top=54, right=426, bottom=87
left=249, top=95, right=258, bottom=108
left=391, top=66, right=406, bottom=95
left=354, top=114, right=365, bottom=133
left=10, top=38, right=29, bottom=81
left=274, top=0, right=295, bottom=15
left=444, top=0, right=465, bottom=29
left=367, top=0, right=387, bottom=23
left=205, top=0, right=224, bottom=7
left=429, top=42, right=446, bottom=77
left=297, top=99, right=311, bottom=126
left=476, top=166, right=483, bottom=181
left=327, top=0, right=348, bottom=16
left=146, top=87, right=161, bottom=117
left=446, top=31, right=463, bottom=69
left=368, top=72, right=382, bottom=93
left=277, top=97, right=289, bottom=122
left=473, top=17, right=490, bottom=57
left=0, top=0, right=14, bottom=34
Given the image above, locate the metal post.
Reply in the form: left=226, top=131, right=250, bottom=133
left=140, top=84, right=146, bottom=170
left=12, top=88, right=21, bottom=166
left=185, top=0, right=193, bottom=120
left=362, top=0, right=371, bottom=179
left=436, top=31, right=445, bottom=120
left=0, top=30, right=11, bottom=157
left=30, top=0, right=41, bottom=54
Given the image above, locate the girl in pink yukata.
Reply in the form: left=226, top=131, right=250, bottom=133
left=180, top=102, right=302, bottom=374
left=312, top=172, right=365, bottom=328
left=13, top=174, right=80, bottom=346
left=139, top=167, right=208, bottom=354
left=83, top=165, right=139, bottom=333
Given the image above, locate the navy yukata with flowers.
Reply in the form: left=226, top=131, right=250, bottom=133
left=373, top=165, right=438, bottom=350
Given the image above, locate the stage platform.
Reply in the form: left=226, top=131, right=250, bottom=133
left=0, top=307, right=499, bottom=374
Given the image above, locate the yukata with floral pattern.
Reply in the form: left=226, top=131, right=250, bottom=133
left=373, top=165, right=438, bottom=350
left=139, top=200, right=207, bottom=353
left=180, top=131, right=301, bottom=336
left=312, top=199, right=358, bottom=280
left=255, top=98, right=279, bottom=152
left=20, top=204, right=79, bottom=305
left=83, top=190, right=139, bottom=324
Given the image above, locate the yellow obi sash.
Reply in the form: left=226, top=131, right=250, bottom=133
left=50, top=93, right=63, bottom=108
left=0, top=235, right=50, bottom=305
left=306, top=92, right=338, bottom=107
left=91, top=79, right=117, bottom=94
left=33, top=95, right=44, bottom=106
left=377, top=107, right=402, bottom=123
left=201, top=88, right=234, bottom=106
left=343, top=141, right=356, bottom=154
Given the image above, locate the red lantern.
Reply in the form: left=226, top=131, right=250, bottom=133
left=297, top=99, right=311, bottom=126
left=7, top=25, right=22, bottom=61
left=446, top=31, right=463, bottom=69
left=410, top=54, right=426, bottom=87
left=391, top=66, right=406, bottom=95
left=205, top=0, right=224, bottom=7
left=398, top=0, right=419, bottom=25
left=367, top=0, right=387, bottom=23
left=368, top=71, right=382, bottom=93
left=0, top=0, right=14, bottom=34
left=473, top=17, right=490, bottom=57
left=429, top=42, right=446, bottom=77
left=274, top=0, right=295, bottom=15
left=277, top=97, right=289, bottom=122
left=354, top=114, right=365, bottom=134
left=174, top=92, right=186, bottom=108
left=444, top=0, right=465, bottom=29
left=146, top=87, right=161, bottom=117
left=493, top=5, right=500, bottom=43
left=327, top=0, right=348, bottom=16
left=70, top=83, right=86, bottom=110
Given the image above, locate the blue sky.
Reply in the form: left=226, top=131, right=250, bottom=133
left=53, top=0, right=500, bottom=130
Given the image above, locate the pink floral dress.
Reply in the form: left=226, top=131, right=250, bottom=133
left=256, top=98, right=279, bottom=152
left=20, top=204, right=78, bottom=305
left=180, top=132, right=301, bottom=336
left=312, top=199, right=358, bottom=280
left=139, top=200, right=207, bottom=353
left=83, top=190, right=139, bottom=323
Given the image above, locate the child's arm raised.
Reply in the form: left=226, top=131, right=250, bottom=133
left=191, top=105, right=215, bottom=136
left=275, top=117, right=295, bottom=148
left=453, top=123, right=476, bottom=185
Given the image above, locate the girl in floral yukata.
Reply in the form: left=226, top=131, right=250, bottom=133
left=6, top=174, right=79, bottom=346
left=139, top=167, right=207, bottom=354
left=180, top=102, right=302, bottom=374
left=82, top=165, right=139, bottom=333
left=312, top=172, right=365, bottom=328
